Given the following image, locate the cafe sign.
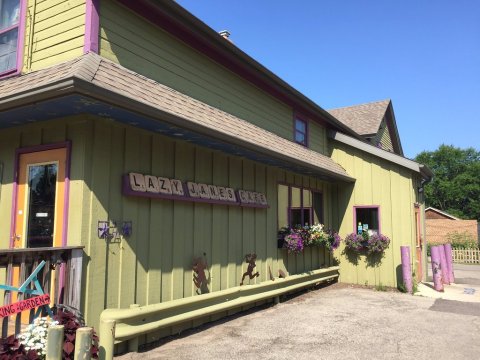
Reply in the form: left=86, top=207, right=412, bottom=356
left=123, top=173, right=268, bottom=208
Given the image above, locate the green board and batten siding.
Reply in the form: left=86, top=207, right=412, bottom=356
left=331, top=141, right=424, bottom=287
left=23, top=0, right=86, bottom=72
left=0, top=116, right=334, bottom=332
left=98, top=0, right=328, bottom=155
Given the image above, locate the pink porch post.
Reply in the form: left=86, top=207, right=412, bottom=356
left=439, top=245, right=450, bottom=285
left=443, top=243, right=455, bottom=283
left=400, top=246, right=413, bottom=293
left=430, top=246, right=444, bottom=292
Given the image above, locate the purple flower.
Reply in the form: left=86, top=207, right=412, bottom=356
left=366, top=234, right=390, bottom=254
left=344, top=233, right=364, bottom=251
left=284, top=232, right=304, bottom=254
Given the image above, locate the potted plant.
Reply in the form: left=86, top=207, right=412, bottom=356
left=325, top=231, right=342, bottom=252
left=283, top=231, right=304, bottom=254
left=344, top=233, right=364, bottom=252
left=366, top=233, right=390, bottom=254
left=344, top=232, right=390, bottom=254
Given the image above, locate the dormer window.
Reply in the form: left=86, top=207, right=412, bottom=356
left=0, top=0, right=23, bottom=76
left=294, top=117, right=308, bottom=146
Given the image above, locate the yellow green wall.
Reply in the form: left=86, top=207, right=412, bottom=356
left=309, top=121, right=328, bottom=155
left=0, top=116, right=335, bottom=334
left=331, top=141, right=424, bottom=287
left=373, top=119, right=394, bottom=152
left=98, top=0, right=328, bottom=155
left=23, top=0, right=86, bottom=72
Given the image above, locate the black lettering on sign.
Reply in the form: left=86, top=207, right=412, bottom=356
left=259, top=193, right=268, bottom=205
left=129, top=173, right=146, bottom=192
left=145, top=175, right=160, bottom=193
left=226, top=188, right=236, bottom=202
left=238, top=190, right=249, bottom=203
left=208, top=185, right=220, bottom=200
left=170, top=179, right=184, bottom=196
left=187, top=182, right=200, bottom=198
left=158, top=177, right=173, bottom=195
left=198, top=184, right=211, bottom=199
left=217, top=187, right=228, bottom=201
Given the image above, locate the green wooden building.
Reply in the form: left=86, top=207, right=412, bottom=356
left=0, top=0, right=432, bottom=352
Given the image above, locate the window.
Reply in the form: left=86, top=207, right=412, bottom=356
left=278, top=184, right=323, bottom=229
left=354, top=206, right=380, bottom=235
left=294, top=117, right=307, bottom=146
left=0, top=0, right=22, bottom=76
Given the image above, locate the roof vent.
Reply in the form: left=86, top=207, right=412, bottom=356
left=219, top=30, right=232, bottom=42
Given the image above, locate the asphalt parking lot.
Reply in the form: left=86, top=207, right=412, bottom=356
left=116, top=277, right=480, bottom=360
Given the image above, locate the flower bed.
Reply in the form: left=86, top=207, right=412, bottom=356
left=278, top=224, right=341, bottom=254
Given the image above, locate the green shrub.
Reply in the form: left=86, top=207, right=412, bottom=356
left=447, top=231, right=478, bottom=249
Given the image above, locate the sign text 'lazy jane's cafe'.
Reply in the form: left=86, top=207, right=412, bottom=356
left=123, top=173, right=268, bottom=208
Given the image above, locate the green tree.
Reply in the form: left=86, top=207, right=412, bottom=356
left=415, top=145, right=480, bottom=221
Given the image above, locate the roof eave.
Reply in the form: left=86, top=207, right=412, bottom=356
left=1, top=77, right=355, bottom=183
left=329, top=130, right=428, bottom=176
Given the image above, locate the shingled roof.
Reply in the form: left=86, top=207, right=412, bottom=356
left=327, top=99, right=391, bottom=136
left=0, top=53, right=354, bottom=182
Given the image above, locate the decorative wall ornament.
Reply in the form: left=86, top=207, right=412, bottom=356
left=240, top=253, right=260, bottom=286
left=0, top=261, right=53, bottom=319
left=268, top=266, right=274, bottom=281
left=97, top=220, right=132, bottom=240
left=193, top=253, right=210, bottom=294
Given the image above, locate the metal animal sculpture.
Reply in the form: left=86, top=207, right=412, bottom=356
left=240, top=253, right=260, bottom=285
left=193, top=254, right=210, bottom=294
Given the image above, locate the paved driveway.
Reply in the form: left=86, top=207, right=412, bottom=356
left=116, top=283, right=480, bottom=360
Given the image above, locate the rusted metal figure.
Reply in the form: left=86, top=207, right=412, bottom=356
left=193, top=254, right=210, bottom=294
left=240, top=253, right=260, bottom=285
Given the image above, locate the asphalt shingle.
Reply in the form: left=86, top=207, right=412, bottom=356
left=0, top=53, right=354, bottom=182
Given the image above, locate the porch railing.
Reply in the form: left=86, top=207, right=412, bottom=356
left=0, top=246, right=84, bottom=337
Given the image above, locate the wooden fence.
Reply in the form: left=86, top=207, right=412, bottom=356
left=452, top=248, right=480, bottom=264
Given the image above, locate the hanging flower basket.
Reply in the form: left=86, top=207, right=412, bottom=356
left=278, top=224, right=342, bottom=253
left=344, top=232, right=390, bottom=254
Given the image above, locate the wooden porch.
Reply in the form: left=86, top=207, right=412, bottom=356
left=0, top=246, right=84, bottom=337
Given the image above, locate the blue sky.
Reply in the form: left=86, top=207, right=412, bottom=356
left=176, top=0, right=480, bottom=159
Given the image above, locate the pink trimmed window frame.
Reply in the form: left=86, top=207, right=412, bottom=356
left=294, top=115, right=308, bottom=147
left=353, top=205, right=381, bottom=234
left=0, top=0, right=27, bottom=78
left=84, top=0, right=100, bottom=54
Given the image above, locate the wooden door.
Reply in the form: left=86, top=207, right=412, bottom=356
left=11, top=148, right=68, bottom=318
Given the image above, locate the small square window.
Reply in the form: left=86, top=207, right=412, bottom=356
left=354, top=206, right=380, bottom=235
left=294, top=118, right=307, bottom=146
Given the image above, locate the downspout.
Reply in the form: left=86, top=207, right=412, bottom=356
left=26, top=0, right=37, bottom=71
left=419, top=164, right=433, bottom=281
